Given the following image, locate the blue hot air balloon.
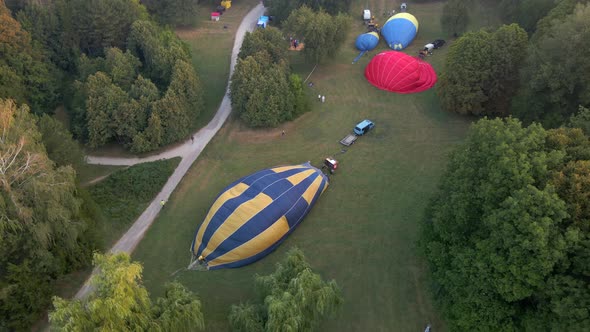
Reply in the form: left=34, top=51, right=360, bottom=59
left=381, top=13, right=419, bottom=50
left=353, top=31, right=380, bottom=64
left=190, top=162, right=328, bottom=270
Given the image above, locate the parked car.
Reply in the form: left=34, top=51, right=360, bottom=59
left=354, top=119, right=375, bottom=136
left=431, top=39, right=446, bottom=49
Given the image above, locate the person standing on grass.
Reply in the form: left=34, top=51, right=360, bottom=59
left=321, top=95, right=325, bottom=103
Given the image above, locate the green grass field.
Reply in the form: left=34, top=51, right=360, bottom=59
left=134, top=1, right=474, bottom=331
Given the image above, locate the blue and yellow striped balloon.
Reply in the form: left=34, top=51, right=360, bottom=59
left=190, top=162, right=328, bottom=270
left=381, top=13, right=419, bottom=50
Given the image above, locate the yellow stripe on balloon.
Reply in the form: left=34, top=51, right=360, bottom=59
left=368, top=31, right=379, bottom=39
left=193, top=182, right=249, bottom=252
left=207, top=216, right=290, bottom=268
left=202, top=191, right=273, bottom=257
left=271, top=164, right=307, bottom=174
left=386, top=13, right=419, bottom=30
left=286, top=169, right=316, bottom=186
left=301, top=175, right=324, bottom=204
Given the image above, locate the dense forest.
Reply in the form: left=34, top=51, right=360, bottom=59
left=425, top=0, right=590, bottom=330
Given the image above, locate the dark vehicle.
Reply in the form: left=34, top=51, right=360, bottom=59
left=431, top=39, right=446, bottom=49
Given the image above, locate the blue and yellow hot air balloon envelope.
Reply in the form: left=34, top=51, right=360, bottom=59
left=190, top=162, right=328, bottom=270
left=381, top=13, right=419, bottom=50
left=353, top=31, right=380, bottom=64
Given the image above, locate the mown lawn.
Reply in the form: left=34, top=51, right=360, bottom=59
left=134, top=1, right=473, bottom=331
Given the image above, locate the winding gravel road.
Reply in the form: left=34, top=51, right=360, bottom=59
left=75, top=3, right=266, bottom=299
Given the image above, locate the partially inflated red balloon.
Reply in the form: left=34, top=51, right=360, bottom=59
left=364, top=51, right=437, bottom=94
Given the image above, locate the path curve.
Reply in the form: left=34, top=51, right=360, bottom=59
left=74, top=3, right=266, bottom=299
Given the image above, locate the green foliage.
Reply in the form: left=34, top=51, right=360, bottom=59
left=84, top=72, right=131, bottom=147
left=0, top=99, right=98, bottom=330
left=239, top=27, right=287, bottom=63
left=229, top=248, right=342, bottom=332
left=266, top=0, right=352, bottom=24
left=231, top=52, right=295, bottom=128
left=441, top=0, right=469, bottom=37
left=127, top=20, right=191, bottom=88
left=532, top=0, right=590, bottom=41
left=88, top=158, right=180, bottom=246
left=0, top=1, right=60, bottom=114
left=50, top=253, right=205, bottom=331
left=568, top=106, right=590, bottom=135
left=142, top=0, right=199, bottom=27
left=105, top=47, right=142, bottom=90
left=496, top=0, right=556, bottom=33
left=152, top=281, right=205, bottom=331
left=512, top=3, right=590, bottom=127
left=437, top=24, right=528, bottom=116
left=421, top=117, right=590, bottom=330
left=37, top=114, right=84, bottom=171
left=283, top=6, right=351, bottom=64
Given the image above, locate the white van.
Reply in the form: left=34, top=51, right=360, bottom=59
left=363, top=9, right=371, bottom=20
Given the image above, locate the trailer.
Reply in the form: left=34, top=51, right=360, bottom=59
left=340, top=133, right=358, bottom=146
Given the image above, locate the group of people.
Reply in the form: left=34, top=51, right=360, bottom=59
left=318, top=94, right=326, bottom=103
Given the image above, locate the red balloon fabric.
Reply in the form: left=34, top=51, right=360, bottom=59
left=364, top=51, right=437, bottom=94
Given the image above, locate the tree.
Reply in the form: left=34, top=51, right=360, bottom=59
left=50, top=253, right=204, bottom=331
left=568, top=106, right=590, bottom=135
left=104, top=47, right=141, bottom=90
left=512, top=3, right=590, bottom=127
left=0, top=99, right=98, bottom=330
left=283, top=6, right=351, bottom=64
left=266, top=0, right=352, bottom=24
left=229, top=248, right=342, bottom=332
left=37, top=114, right=84, bottom=171
left=421, top=117, right=590, bottom=330
left=437, top=24, right=528, bottom=116
left=141, top=0, right=199, bottom=26
left=127, top=20, right=191, bottom=88
left=166, top=59, right=204, bottom=128
left=83, top=72, right=130, bottom=147
left=441, top=0, right=469, bottom=37
left=239, top=27, right=287, bottom=64
left=0, top=0, right=60, bottom=114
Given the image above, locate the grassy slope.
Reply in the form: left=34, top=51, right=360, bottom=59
left=134, top=1, right=474, bottom=331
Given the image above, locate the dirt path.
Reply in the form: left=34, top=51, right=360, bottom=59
left=74, top=3, right=266, bottom=299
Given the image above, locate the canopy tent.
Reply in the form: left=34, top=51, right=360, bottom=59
left=381, top=13, right=419, bottom=50
left=190, top=162, right=329, bottom=270
left=353, top=32, right=380, bottom=64
left=364, top=51, right=437, bottom=94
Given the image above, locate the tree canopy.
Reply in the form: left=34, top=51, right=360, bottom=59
left=437, top=24, right=528, bottom=116
left=421, top=117, right=590, bottom=330
left=50, top=253, right=205, bottom=331
left=0, top=99, right=99, bottom=330
left=230, top=29, right=309, bottom=128
left=283, top=6, right=351, bottom=64
left=441, top=0, right=469, bottom=37
left=266, top=0, right=352, bottom=25
left=141, top=0, right=199, bottom=27
left=229, top=248, right=342, bottom=332
left=0, top=0, right=60, bottom=114
left=512, top=3, right=590, bottom=127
